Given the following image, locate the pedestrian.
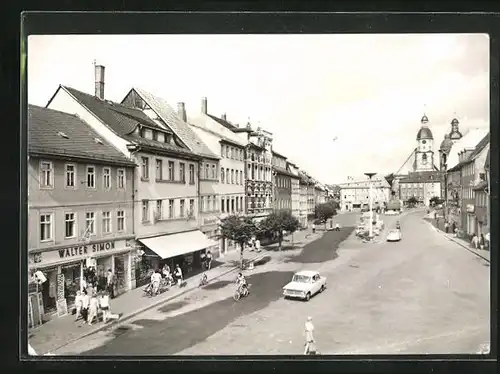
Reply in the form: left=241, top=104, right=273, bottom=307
left=479, top=233, right=485, bottom=250
left=81, top=289, right=90, bottom=322
left=74, top=290, right=83, bottom=322
left=151, top=269, right=162, bottom=295
left=87, top=292, right=99, bottom=325
left=86, top=281, right=94, bottom=299
left=206, top=250, right=213, bottom=270
left=451, top=221, right=456, bottom=235
left=106, top=269, right=115, bottom=299
left=471, top=234, right=479, bottom=249
left=304, top=316, right=317, bottom=355
left=444, top=221, right=449, bottom=234
left=174, top=264, right=183, bottom=286
left=312, top=223, right=316, bottom=234
left=255, top=239, right=261, bottom=253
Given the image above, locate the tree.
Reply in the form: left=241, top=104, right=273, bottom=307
left=407, top=196, right=418, bottom=207
left=314, top=202, right=337, bottom=229
left=429, top=196, right=443, bottom=206
left=219, top=215, right=257, bottom=269
left=259, top=210, right=300, bottom=250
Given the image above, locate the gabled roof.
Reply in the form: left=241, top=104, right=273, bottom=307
left=188, top=122, right=245, bottom=149
left=58, top=86, right=162, bottom=135
left=28, top=104, right=135, bottom=167
left=446, top=128, right=489, bottom=171
left=467, top=133, right=490, bottom=162
left=485, top=149, right=490, bottom=170
left=273, top=165, right=296, bottom=178
left=272, top=150, right=287, bottom=159
left=399, top=171, right=441, bottom=183
left=128, top=88, right=219, bottom=159
left=207, top=114, right=253, bottom=133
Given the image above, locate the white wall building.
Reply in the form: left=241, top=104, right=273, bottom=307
left=339, top=174, right=391, bottom=212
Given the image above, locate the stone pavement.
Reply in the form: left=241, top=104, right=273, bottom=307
left=29, top=227, right=324, bottom=355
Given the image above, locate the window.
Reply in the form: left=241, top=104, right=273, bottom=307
left=156, top=159, right=163, bottom=180
left=180, top=199, right=185, bottom=217
left=65, top=164, right=75, bottom=188
left=102, top=211, right=111, bottom=233
left=117, top=169, right=125, bottom=189
left=240, top=171, right=243, bottom=185
left=207, top=196, right=212, bottom=212
left=142, top=200, right=149, bottom=222
left=231, top=198, right=235, bottom=213
left=117, top=210, right=125, bottom=232
left=221, top=168, right=225, bottom=183
left=141, top=157, right=149, bottom=180
left=103, top=167, right=111, bottom=189
left=189, top=199, right=195, bottom=216
left=226, top=199, right=230, bottom=213
left=205, top=164, right=210, bottom=179
left=152, top=130, right=158, bottom=141
left=240, top=197, right=244, bottom=211
left=85, top=212, right=95, bottom=235
left=221, top=144, right=225, bottom=157
left=40, top=213, right=53, bottom=241
left=156, top=200, right=162, bottom=219
left=226, top=168, right=230, bottom=183
left=226, top=147, right=229, bottom=158
left=211, top=164, right=216, bottom=179
left=39, top=161, right=53, bottom=188
left=180, top=163, right=186, bottom=183
left=221, top=197, right=225, bottom=212
left=231, top=169, right=234, bottom=184
left=86, top=166, right=96, bottom=188
left=63, top=212, right=77, bottom=238
left=168, top=161, right=175, bottom=181
left=240, top=150, right=243, bottom=161
left=168, top=199, right=174, bottom=219
left=189, top=164, right=195, bottom=184
left=235, top=170, right=239, bottom=184
left=236, top=197, right=239, bottom=211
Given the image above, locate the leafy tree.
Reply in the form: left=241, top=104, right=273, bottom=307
left=407, top=196, right=418, bottom=207
left=260, top=210, right=300, bottom=250
left=314, top=202, right=337, bottom=229
left=219, top=215, right=257, bottom=269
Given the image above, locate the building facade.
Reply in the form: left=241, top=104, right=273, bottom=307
left=272, top=151, right=293, bottom=211
left=399, top=171, right=441, bottom=206
left=339, top=175, right=391, bottom=211
left=286, top=161, right=301, bottom=220
left=47, top=70, right=217, bottom=289
left=439, top=118, right=463, bottom=198
left=473, top=149, right=490, bottom=238
left=28, top=105, right=136, bottom=324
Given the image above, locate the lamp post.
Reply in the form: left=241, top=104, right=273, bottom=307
left=439, top=150, right=448, bottom=223
left=364, top=172, right=376, bottom=240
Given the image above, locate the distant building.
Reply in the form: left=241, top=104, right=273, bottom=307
left=271, top=150, right=294, bottom=212
left=338, top=174, right=391, bottom=212
left=286, top=161, right=302, bottom=220
left=398, top=171, right=441, bottom=206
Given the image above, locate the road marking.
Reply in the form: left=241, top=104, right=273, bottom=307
left=332, top=325, right=487, bottom=354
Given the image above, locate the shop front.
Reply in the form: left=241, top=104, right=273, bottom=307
left=138, top=230, right=218, bottom=283
left=28, top=239, right=134, bottom=323
left=201, top=215, right=221, bottom=258
left=465, top=204, right=476, bottom=236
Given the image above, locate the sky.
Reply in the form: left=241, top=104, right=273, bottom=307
left=28, top=34, right=489, bottom=184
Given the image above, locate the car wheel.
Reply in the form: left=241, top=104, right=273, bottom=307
left=320, top=285, right=325, bottom=293
left=305, top=292, right=311, bottom=301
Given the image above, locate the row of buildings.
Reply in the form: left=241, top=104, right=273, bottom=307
left=338, top=114, right=491, bottom=240
left=28, top=64, right=327, bottom=323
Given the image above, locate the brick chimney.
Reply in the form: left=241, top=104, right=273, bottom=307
left=201, top=97, right=207, bottom=114
left=221, top=113, right=227, bottom=121
left=177, top=102, right=186, bottom=122
left=94, top=64, right=105, bottom=100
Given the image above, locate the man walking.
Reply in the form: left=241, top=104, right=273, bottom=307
left=106, top=269, right=115, bottom=299
left=304, top=316, right=317, bottom=355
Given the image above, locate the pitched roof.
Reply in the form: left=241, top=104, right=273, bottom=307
left=467, top=133, right=490, bottom=161
left=273, top=165, right=296, bottom=178
left=485, top=149, right=490, bottom=170
left=272, top=150, right=287, bottom=159
left=189, top=122, right=245, bottom=149
left=446, top=128, right=489, bottom=170
left=207, top=114, right=253, bottom=133
left=399, top=171, right=441, bottom=183
left=130, top=88, right=218, bottom=159
left=61, top=86, right=162, bottom=135
left=28, top=104, right=135, bottom=166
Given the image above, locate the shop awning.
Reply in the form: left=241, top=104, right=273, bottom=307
left=138, top=230, right=218, bottom=260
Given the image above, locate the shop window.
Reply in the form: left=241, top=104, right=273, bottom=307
left=39, top=160, right=54, bottom=188
left=117, top=210, right=125, bottom=232
left=64, top=212, right=76, bottom=238
left=40, top=213, right=53, bottom=241
left=62, top=264, right=80, bottom=307
left=117, top=169, right=126, bottom=189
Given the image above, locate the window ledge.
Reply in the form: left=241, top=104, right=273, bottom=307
left=141, top=177, right=150, bottom=182
left=155, top=179, right=185, bottom=184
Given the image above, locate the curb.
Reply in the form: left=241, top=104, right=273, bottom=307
left=47, top=252, right=266, bottom=355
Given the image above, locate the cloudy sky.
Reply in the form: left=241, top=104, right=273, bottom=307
left=28, top=34, right=489, bottom=184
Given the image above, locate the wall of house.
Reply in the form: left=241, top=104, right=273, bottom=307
left=461, top=162, right=475, bottom=236
left=28, top=156, right=135, bottom=251
left=291, top=177, right=301, bottom=218
left=133, top=151, right=199, bottom=238
left=47, top=89, right=130, bottom=157
left=274, top=173, right=292, bottom=210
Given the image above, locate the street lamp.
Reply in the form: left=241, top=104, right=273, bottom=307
left=364, top=172, right=376, bottom=240
left=439, top=150, right=448, bottom=223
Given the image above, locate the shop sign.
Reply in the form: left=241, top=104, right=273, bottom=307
left=466, top=204, right=475, bottom=213
left=58, top=241, right=116, bottom=259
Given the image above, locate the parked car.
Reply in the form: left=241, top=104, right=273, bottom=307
left=283, top=270, right=327, bottom=301
left=386, top=229, right=402, bottom=242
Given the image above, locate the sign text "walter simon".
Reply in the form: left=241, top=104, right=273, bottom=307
left=58, top=242, right=115, bottom=259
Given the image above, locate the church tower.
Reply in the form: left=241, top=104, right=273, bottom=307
left=415, top=114, right=434, bottom=172
left=449, top=117, right=463, bottom=140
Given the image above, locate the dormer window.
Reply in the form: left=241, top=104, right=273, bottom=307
left=152, top=131, right=158, bottom=141
left=57, top=131, right=69, bottom=139
left=165, top=134, right=172, bottom=144
left=94, top=138, right=104, bottom=145
left=140, top=127, right=146, bottom=138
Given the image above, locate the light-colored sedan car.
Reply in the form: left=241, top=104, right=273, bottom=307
left=386, top=229, right=402, bottom=242
left=283, top=270, right=327, bottom=301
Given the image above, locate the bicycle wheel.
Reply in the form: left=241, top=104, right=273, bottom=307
left=233, top=290, right=241, bottom=301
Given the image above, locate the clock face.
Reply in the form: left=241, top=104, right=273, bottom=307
left=422, top=140, right=427, bottom=144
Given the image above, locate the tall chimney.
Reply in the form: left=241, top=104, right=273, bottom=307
left=221, top=113, right=227, bottom=121
left=177, top=102, right=187, bottom=122
left=201, top=97, right=207, bottom=114
left=94, top=64, right=105, bottom=100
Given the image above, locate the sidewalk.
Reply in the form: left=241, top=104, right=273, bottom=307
left=29, top=249, right=266, bottom=355
left=424, top=216, right=490, bottom=263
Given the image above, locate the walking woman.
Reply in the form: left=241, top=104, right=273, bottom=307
left=87, top=292, right=100, bottom=325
